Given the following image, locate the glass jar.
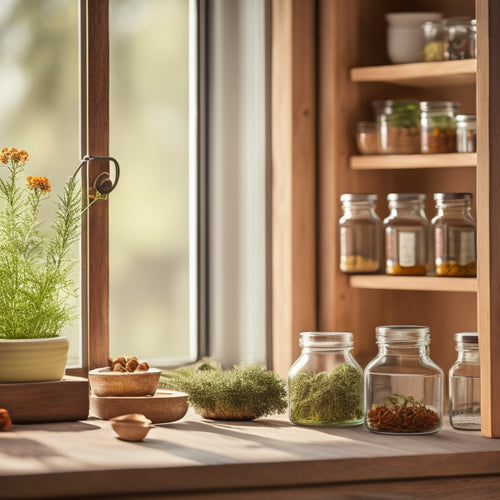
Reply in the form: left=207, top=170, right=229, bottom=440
left=444, top=17, right=476, bottom=60
left=422, top=20, right=445, bottom=61
left=372, top=99, right=420, bottom=154
left=339, top=193, right=381, bottom=274
left=288, top=332, right=364, bottom=427
left=449, top=332, right=480, bottom=431
left=431, top=193, right=476, bottom=277
left=420, top=101, right=458, bottom=153
left=356, top=121, right=378, bottom=155
left=456, top=114, right=476, bottom=153
left=384, top=193, right=429, bottom=275
left=364, top=325, right=444, bottom=435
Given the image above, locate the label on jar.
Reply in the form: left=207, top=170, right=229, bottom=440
left=459, top=229, right=476, bottom=265
left=398, top=231, right=416, bottom=267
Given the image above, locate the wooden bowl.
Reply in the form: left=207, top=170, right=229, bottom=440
left=90, top=390, right=189, bottom=423
left=88, top=367, right=161, bottom=397
left=109, top=413, right=153, bottom=441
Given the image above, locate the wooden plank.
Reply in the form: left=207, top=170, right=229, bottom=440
left=351, top=153, right=477, bottom=170
left=477, top=0, right=500, bottom=438
left=271, top=0, right=316, bottom=376
left=0, top=377, right=89, bottom=423
left=350, top=59, right=476, bottom=87
left=3, top=413, right=500, bottom=498
left=350, top=275, right=477, bottom=293
left=81, top=0, right=110, bottom=371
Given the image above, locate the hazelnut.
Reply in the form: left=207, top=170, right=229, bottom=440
left=126, top=358, right=139, bottom=372
left=137, top=361, right=149, bottom=371
left=0, top=409, right=12, bottom=431
left=113, top=363, right=127, bottom=372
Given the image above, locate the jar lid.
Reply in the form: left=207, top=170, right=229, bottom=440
left=419, top=101, right=459, bottom=112
left=340, top=193, right=377, bottom=203
left=299, top=332, right=353, bottom=349
left=434, top=192, right=472, bottom=201
left=456, top=114, right=476, bottom=123
left=443, top=16, right=474, bottom=27
left=454, top=332, right=478, bottom=344
left=375, top=325, right=431, bottom=344
left=387, top=193, right=426, bottom=202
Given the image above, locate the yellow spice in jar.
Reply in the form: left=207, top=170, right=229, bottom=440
left=435, top=260, right=476, bottom=277
left=340, top=255, right=379, bottom=273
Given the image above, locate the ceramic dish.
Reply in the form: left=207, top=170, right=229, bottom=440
left=90, top=390, right=189, bottom=423
left=88, top=366, right=161, bottom=397
left=109, top=413, right=153, bottom=441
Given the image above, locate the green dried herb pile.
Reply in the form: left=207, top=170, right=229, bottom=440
left=159, top=361, right=287, bottom=421
left=288, top=363, right=363, bottom=425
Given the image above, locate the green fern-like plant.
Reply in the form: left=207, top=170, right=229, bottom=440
left=0, top=147, right=98, bottom=339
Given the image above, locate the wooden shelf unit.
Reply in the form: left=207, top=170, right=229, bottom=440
left=350, top=275, right=477, bottom=293
left=351, top=153, right=476, bottom=170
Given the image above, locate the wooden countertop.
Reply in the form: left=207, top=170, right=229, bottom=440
left=1, top=410, right=500, bottom=499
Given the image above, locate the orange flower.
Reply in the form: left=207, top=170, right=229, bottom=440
left=27, top=176, right=51, bottom=193
left=0, top=147, right=29, bottom=165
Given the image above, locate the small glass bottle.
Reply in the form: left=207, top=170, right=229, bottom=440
left=420, top=101, right=458, bottom=154
left=431, top=193, right=476, bottom=277
left=372, top=99, right=420, bottom=154
left=449, top=332, right=480, bottom=431
left=364, top=325, right=444, bottom=435
left=422, top=20, right=445, bottom=61
left=339, top=194, right=381, bottom=274
left=444, top=17, right=476, bottom=60
left=288, top=332, right=364, bottom=427
left=384, top=193, right=429, bottom=275
left=456, top=114, right=476, bottom=153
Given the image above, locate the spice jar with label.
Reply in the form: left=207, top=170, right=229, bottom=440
left=449, top=332, right=480, bottom=431
left=456, top=114, right=476, bottom=153
left=431, top=192, right=476, bottom=277
left=288, top=332, right=364, bottom=427
left=339, top=193, right=381, bottom=274
left=364, top=325, right=444, bottom=435
left=420, top=101, right=458, bottom=154
left=384, top=193, right=429, bottom=275
left=373, top=99, right=420, bottom=154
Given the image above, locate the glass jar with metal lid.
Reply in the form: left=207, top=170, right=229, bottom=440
left=456, top=114, right=476, bottom=153
left=449, top=332, right=480, bottom=431
left=372, top=99, right=420, bottom=154
left=339, top=193, right=381, bottom=274
left=384, top=193, right=429, bottom=275
left=288, top=332, right=364, bottom=427
left=431, top=192, right=476, bottom=277
left=444, top=17, right=476, bottom=60
left=420, top=101, right=459, bottom=153
left=364, top=325, right=444, bottom=435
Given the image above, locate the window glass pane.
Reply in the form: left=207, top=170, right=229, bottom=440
left=0, top=0, right=80, bottom=364
left=109, top=0, right=193, bottom=365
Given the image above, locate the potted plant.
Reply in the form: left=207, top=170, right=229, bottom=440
left=0, top=147, right=109, bottom=383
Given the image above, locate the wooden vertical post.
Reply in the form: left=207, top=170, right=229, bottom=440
left=271, top=0, right=317, bottom=376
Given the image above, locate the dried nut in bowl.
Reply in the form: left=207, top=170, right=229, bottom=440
left=88, top=367, right=161, bottom=397
left=109, top=414, right=153, bottom=441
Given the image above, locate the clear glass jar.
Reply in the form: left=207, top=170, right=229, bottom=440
left=444, top=17, right=476, bottom=60
left=449, top=332, right=480, bottom=431
left=420, top=101, right=458, bottom=153
left=431, top=193, right=476, bottom=277
left=339, top=193, right=381, bottom=274
left=372, top=99, right=420, bottom=154
left=364, top=325, right=444, bottom=435
left=384, top=193, right=429, bottom=275
left=456, top=114, right=476, bottom=153
left=422, top=20, right=445, bottom=61
left=288, top=332, right=364, bottom=427
left=356, top=121, right=378, bottom=155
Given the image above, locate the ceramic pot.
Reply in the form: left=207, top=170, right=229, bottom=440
left=0, top=336, right=69, bottom=383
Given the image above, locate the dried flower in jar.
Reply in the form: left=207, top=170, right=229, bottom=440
left=367, top=394, right=440, bottom=433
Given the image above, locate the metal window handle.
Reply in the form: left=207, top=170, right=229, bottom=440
left=73, top=154, right=120, bottom=195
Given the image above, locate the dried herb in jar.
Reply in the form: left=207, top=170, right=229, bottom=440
left=367, top=394, right=440, bottom=433
left=289, top=363, right=363, bottom=426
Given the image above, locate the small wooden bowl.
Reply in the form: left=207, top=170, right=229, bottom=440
left=89, top=367, right=161, bottom=397
left=109, top=413, right=153, bottom=441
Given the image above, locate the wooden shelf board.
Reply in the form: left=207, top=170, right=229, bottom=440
left=350, top=153, right=477, bottom=170
left=350, top=59, right=476, bottom=87
left=350, top=275, right=477, bottom=292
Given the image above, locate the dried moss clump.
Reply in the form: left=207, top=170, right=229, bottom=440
left=159, top=362, right=287, bottom=421
left=288, top=363, right=364, bottom=426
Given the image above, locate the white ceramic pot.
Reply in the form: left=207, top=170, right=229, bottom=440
left=0, top=336, right=69, bottom=383
left=386, top=12, right=443, bottom=64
